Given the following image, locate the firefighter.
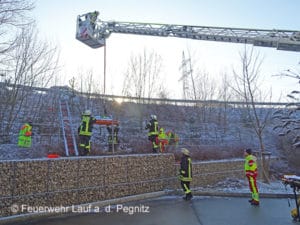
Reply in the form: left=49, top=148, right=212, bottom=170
left=18, top=122, right=33, bottom=148
left=78, top=110, right=96, bottom=156
left=107, top=125, right=119, bottom=152
left=145, top=114, right=159, bottom=153
left=244, top=148, right=259, bottom=206
left=166, top=130, right=179, bottom=146
left=87, top=11, right=99, bottom=30
left=158, top=127, right=168, bottom=153
left=179, top=148, right=193, bottom=201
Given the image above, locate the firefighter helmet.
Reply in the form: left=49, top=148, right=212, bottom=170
left=150, top=114, right=157, bottom=120
left=181, top=148, right=190, bottom=156
left=83, top=110, right=91, bottom=116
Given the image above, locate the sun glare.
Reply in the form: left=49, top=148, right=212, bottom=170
left=115, top=98, right=124, bottom=104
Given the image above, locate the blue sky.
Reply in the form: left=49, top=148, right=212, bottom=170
left=33, top=0, right=300, bottom=101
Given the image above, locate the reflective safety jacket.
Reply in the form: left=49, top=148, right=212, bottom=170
left=244, top=154, right=258, bottom=178
left=179, top=155, right=192, bottom=182
left=145, top=119, right=158, bottom=136
left=78, top=115, right=96, bottom=136
left=158, top=129, right=168, bottom=141
left=18, top=123, right=32, bottom=147
left=166, top=131, right=179, bottom=144
left=107, top=126, right=119, bottom=144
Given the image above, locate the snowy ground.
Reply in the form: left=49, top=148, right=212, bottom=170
left=194, top=177, right=293, bottom=195
left=0, top=144, right=47, bottom=160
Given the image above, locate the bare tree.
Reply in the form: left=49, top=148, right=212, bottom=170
left=217, top=72, right=232, bottom=131
left=122, top=49, right=163, bottom=99
left=193, top=70, right=216, bottom=122
left=231, top=46, right=272, bottom=183
left=273, top=68, right=300, bottom=147
left=0, top=0, right=34, bottom=55
left=194, top=70, right=217, bottom=100
left=122, top=49, right=163, bottom=130
left=0, top=25, right=59, bottom=140
left=76, top=69, right=97, bottom=111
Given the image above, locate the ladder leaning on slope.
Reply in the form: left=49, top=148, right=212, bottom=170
left=58, top=98, right=79, bottom=156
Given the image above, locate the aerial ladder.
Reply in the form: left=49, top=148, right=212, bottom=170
left=76, top=12, right=300, bottom=51
left=75, top=12, right=300, bottom=155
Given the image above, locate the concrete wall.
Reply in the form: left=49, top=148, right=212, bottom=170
left=0, top=154, right=247, bottom=218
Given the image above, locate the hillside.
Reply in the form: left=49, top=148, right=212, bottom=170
left=0, top=87, right=298, bottom=173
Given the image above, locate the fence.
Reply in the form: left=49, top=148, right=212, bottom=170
left=0, top=82, right=289, bottom=107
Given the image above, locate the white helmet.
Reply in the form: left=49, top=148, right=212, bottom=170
left=181, top=148, right=190, bottom=156
left=150, top=114, right=157, bottom=120
left=83, top=110, right=91, bottom=116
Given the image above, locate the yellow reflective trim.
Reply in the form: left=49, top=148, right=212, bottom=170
left=183, top=183, right=191, bottom=194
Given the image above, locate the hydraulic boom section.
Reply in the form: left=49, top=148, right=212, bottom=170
left=76, top=12, right=300, bottom=51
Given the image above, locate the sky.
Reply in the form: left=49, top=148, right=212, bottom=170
left=32, top=0, right=300, bottom=101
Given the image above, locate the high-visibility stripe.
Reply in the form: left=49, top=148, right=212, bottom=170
left=248, top=176, right=259, bottom=201
left=183, top=183, right=191, bottom=194
left=181, top=177, right=192, bottom=182
left=188, top=158, right=192, bottom=179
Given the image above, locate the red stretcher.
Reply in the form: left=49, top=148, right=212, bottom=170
left=94, top=116, right=119, bottom=126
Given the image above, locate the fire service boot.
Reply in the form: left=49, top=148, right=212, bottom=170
left=185, top=193, right=193, bottom=201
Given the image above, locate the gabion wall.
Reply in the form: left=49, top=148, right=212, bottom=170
left=0, top=155, right=249, bottom=218
left=0, top=154, right=175, bottom=217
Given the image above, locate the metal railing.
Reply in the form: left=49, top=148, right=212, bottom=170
left=0, top=82, right=290, bottom=107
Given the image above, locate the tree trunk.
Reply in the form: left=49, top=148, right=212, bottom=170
left=258, top=134, right=270, bottom=183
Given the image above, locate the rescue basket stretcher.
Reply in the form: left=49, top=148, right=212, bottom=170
left=282, top=175, right=300, bottom=221
left=94, top=116, right=119, bottom=126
